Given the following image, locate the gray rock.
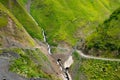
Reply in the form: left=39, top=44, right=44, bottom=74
left=0, top=58, right=27, bottom=80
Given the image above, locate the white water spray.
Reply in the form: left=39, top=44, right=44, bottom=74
left=42, top=28, right=73, bottom=80
left=42, top=29, right=51, bottom=55
left=64, top=55, right=73, bottom=80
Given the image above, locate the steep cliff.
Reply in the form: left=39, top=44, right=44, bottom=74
left=0, top=2, right=62, bottom=80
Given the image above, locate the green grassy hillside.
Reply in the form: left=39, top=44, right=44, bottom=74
left=0, top=48, right=60, bottom=80
left=27, top=0, right=120, bottom=46
left=0, top=0, right=120, bottom=80
left=0, top=2, right=36, bottom=47
left=0, top=0, right=43, bottom=41
left=0, top=2, right=60, bottom=79
left=86, top=7, right=120, bottom=58
left=71, top=51, right=120, bottom=80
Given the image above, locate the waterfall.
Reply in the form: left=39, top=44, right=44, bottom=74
left=42, top=28, right=72, bottom=80
left=42, top=29, right=46, bottom=42
left=47, top=44, right=51, bottom=54
left=42, top=29, right=51, bottom=55
left=64, top=56, right=73, bottom=80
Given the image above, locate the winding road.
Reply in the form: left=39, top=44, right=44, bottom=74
left=1, top=47, right=120, bottom=62
left=76, top=50, right=120, bottom=62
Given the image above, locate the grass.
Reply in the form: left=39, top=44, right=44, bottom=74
left=0, top=3, right=36, bottom=46
left=71, top=51, right=120, bottom=80
left=86, top=7, right=120, bottom=58
left=10, top=52, right=48, bottom=78
left=80, top=59, right=120, bottom=80
left=9, top=48, right=60, bottom=80
left=0, top=0, right=120, bottom=79
left=0, top=2, right=59, bottom=79
left=16, top=0, right=120, bottom=49
left=0, top=10, right=8, bottom=27
left=18, top=0, right=27, bottom=7
left=28, top=0, right=120, bottom=46
left=0, top=2, right=23, bottom=29
left=0, top=0, right=43, bottom=41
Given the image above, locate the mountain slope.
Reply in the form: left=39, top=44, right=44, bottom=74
left=71, top=51, right=120, bottom=80
left=28, top=0, right=120, bottom=46
left=0, top=2, right=61, bottom=80
left=85, top=7, right=120, bottom=58
left=0, top=2, right=36, bottom=47
left=0, top=0, right=120, bottom=80
left=0, top=0, right=43, bottom=41
left=17, top=0, right=120, bottom=55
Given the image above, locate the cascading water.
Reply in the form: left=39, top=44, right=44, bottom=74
left=64, top=56, right=73, bottom=80
left=42, top=29, right=51, bottom=55
left=42, top=28, right=73, bottom=80
left=26, top=5, right=72, bottom=80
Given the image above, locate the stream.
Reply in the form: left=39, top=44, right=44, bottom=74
left=42, top=29, right=73, bottom=80
left=24, top=0, right=73, bottom=79
left=42, top=29, right=51, bottom=55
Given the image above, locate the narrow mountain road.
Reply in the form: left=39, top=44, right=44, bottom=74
left=76, top=50, right=120, bottom=62
left=1, top=47, right=120, bottom=62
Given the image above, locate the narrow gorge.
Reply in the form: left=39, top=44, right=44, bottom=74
left=0, top=0, right=120, bottom=80
left=42, top=28, right=73, bottom=80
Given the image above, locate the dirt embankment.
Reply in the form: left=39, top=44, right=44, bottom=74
left=0, top=16, right=37, bottom=48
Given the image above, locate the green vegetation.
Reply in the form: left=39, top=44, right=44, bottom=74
left=0, top=0, right=43, bottom=40
left=71, top=51, right=120, bottom=80
left=18, top=0, right=27, bottom=6
left=0, top=0, right=120, bottom=80
left=29, top=0, right=120, bottom=46
left=10, top=49, right=48, bottom=78
left=86, top=7, right=120, bottom=58
left=0, top=10, right=8, bottom=27
left=81, top=59, right=120, bottom=80
left=0, top=1, right=59, bottom=79
left=0, top=2, right=23, bottom=29
left=9, top=48, right=59, bottom=80
left=0, top=3, right=36, bottom=46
